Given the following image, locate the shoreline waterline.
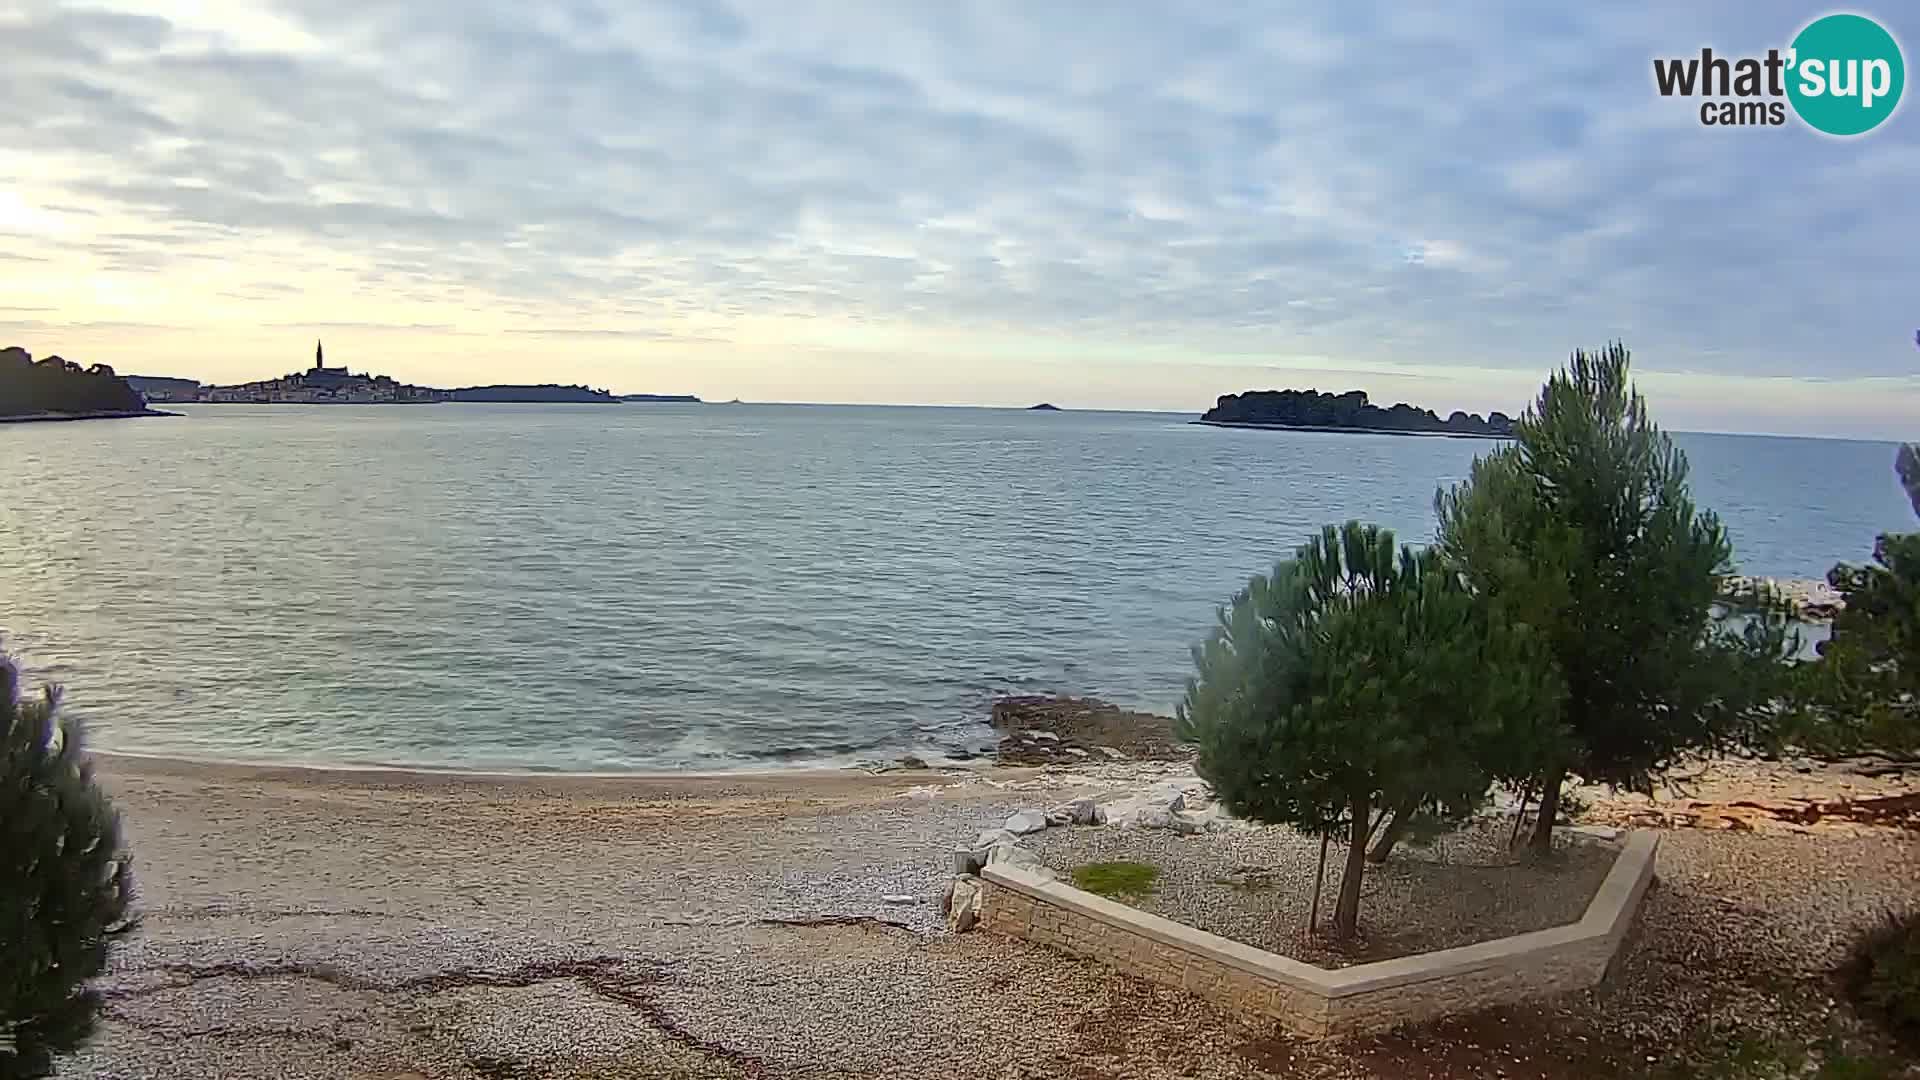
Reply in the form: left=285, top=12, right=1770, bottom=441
left=92, top=747, right=1019, bottom=792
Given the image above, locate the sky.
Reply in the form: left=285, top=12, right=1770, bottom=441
left=1, top=1, right=1917, bottom=438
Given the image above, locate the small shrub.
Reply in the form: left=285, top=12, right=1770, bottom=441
left=1071, top=861, right=1160, bottom=899
left=1843, top=910, right=1920, bottom=1051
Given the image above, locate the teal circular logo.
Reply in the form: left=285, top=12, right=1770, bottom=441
left=1787, top=13, right=1905, bottom=136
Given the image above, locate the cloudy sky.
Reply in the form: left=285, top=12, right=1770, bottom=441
left=2, top=1, right=1916, bottom=437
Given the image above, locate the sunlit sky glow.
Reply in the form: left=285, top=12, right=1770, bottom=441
left=2, top=0, right=1917, bottom=437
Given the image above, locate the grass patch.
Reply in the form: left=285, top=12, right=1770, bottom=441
left=1650, top=1028, right=1903, bottom=1080
left=1071, top=860, right=1161, bottom=899
left=1816, top=1051, right=1900, bottom=1080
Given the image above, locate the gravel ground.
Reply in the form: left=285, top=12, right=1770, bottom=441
left=51, top=756, right=1920, bottom=1080
left=1025, top=819, right=1616, bottom=966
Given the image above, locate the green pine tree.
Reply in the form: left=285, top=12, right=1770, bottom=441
left=1793, top=446, right=1920, bottom=755
left=1177, top=522, right=1558, bottom=940
left=1436, top=343, right=1769, bottom=851
left=1, top=652, right=135, bottom=1079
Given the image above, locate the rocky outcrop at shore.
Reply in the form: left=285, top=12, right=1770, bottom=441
left=990, top=694, right=1188, bottom=766
left=1729, top=575, right=1846, bottom=620
left=1198, top=388, right=1515, bottom=437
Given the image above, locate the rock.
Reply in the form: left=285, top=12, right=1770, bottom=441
left=1147, top=786, right=1188, bottom=813
left=1792, top=758, right=1815, bottom=774
left=1091, top=803, right=1108, bottom=826
left=1025, top=731, right=1060, bottom=744
left=952, top=845, right=983, bottom=875
left=946, top=877, right=982, bottom=933
left=1171, top=811, right=1207, bottom=835
left=1004, top=810, right=1049, bottom=835
left=984, top=844, right=1052, bottom=880
left=975, top=828, right=1017, bottom=850
left=894, top=755, right=928, bottom=770
left=1063, top=747, right=1089, bottom=757
left=1134, top=805, right=1174, bottom=830
left=1047, top=799, right=1099, bottom=828
left=881, top=894, right=917, bottom=905
left=1093, top=746, right=1127, bottom=760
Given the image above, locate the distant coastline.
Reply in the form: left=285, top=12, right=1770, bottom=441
left=1198, top=388, right=1516, bottom=438
left=125, top=345, right=703, bottom=407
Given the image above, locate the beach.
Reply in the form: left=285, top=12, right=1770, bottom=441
left=67, top=754, right=1920, bottom=1079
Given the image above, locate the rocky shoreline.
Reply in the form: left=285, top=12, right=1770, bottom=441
left=989, top=694, right=1191, bottom=766
left=1728, top=575, right=1845, bottom=619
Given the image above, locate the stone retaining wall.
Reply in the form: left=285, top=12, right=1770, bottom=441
left=979, top=831, right=1657, bottom=1039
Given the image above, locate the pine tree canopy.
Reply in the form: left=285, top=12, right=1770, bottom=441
left=1176, top=521, right=1560, bottom=935
left=2, top=653, right=136, bottom=1079
left=1436, top=343, right=1741, bottom=796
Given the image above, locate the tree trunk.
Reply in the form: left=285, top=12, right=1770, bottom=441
left=1508, top=787, right=1532, bottom=849
left=1308, top=834, right=1329, bottom=933
left=1366, top=797, right=1418, bottom=864
left=1333, top=793, right=1371, bottom=940
left=1529, top=768, right=1566, bottom=853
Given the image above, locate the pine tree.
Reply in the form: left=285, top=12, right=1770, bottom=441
left=1793, top=446, right=1920, bottom=755
left=1177, top=522, right=1557, bottom=939
left=1436, top=344, right=1748, bottom=851
left=1, top=652, right=135, bottom=1079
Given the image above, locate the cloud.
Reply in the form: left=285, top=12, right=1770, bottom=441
left=0, top=0, right=1916, bottom=434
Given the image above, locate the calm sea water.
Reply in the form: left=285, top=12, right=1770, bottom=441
left=0, top=404, right=1912, bottom=771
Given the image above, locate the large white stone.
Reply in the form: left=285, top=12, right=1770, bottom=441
left=1133, top=805, right=1175, bottom=830
left=984, top=844, right=1054, bottom=881
left=946, top=876, right=982, bottom=933
left=975, top=828, right=1017, bottom=850
left=1004, top=810, right=1049, bottom=835
left=1047, top=799, right=1099, bottom=827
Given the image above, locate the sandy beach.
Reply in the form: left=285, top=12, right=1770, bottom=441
left=64, top=754, right=1920, bottom=1079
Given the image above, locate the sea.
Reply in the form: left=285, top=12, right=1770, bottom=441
left=0, top=403, right=1912, bottom=772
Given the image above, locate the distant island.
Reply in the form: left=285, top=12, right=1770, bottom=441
left=1028, top=403, right=1061, bottom=411
left=1, top=346, right=170, bottom=423
left=1198, top=389, right=1515, bottom=438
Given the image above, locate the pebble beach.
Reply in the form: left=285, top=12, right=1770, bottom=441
left=59, top=752, right=1920, bottom=1079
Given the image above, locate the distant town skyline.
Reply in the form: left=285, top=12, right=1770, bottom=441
left=2, top=2, right=1916, bottom=439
